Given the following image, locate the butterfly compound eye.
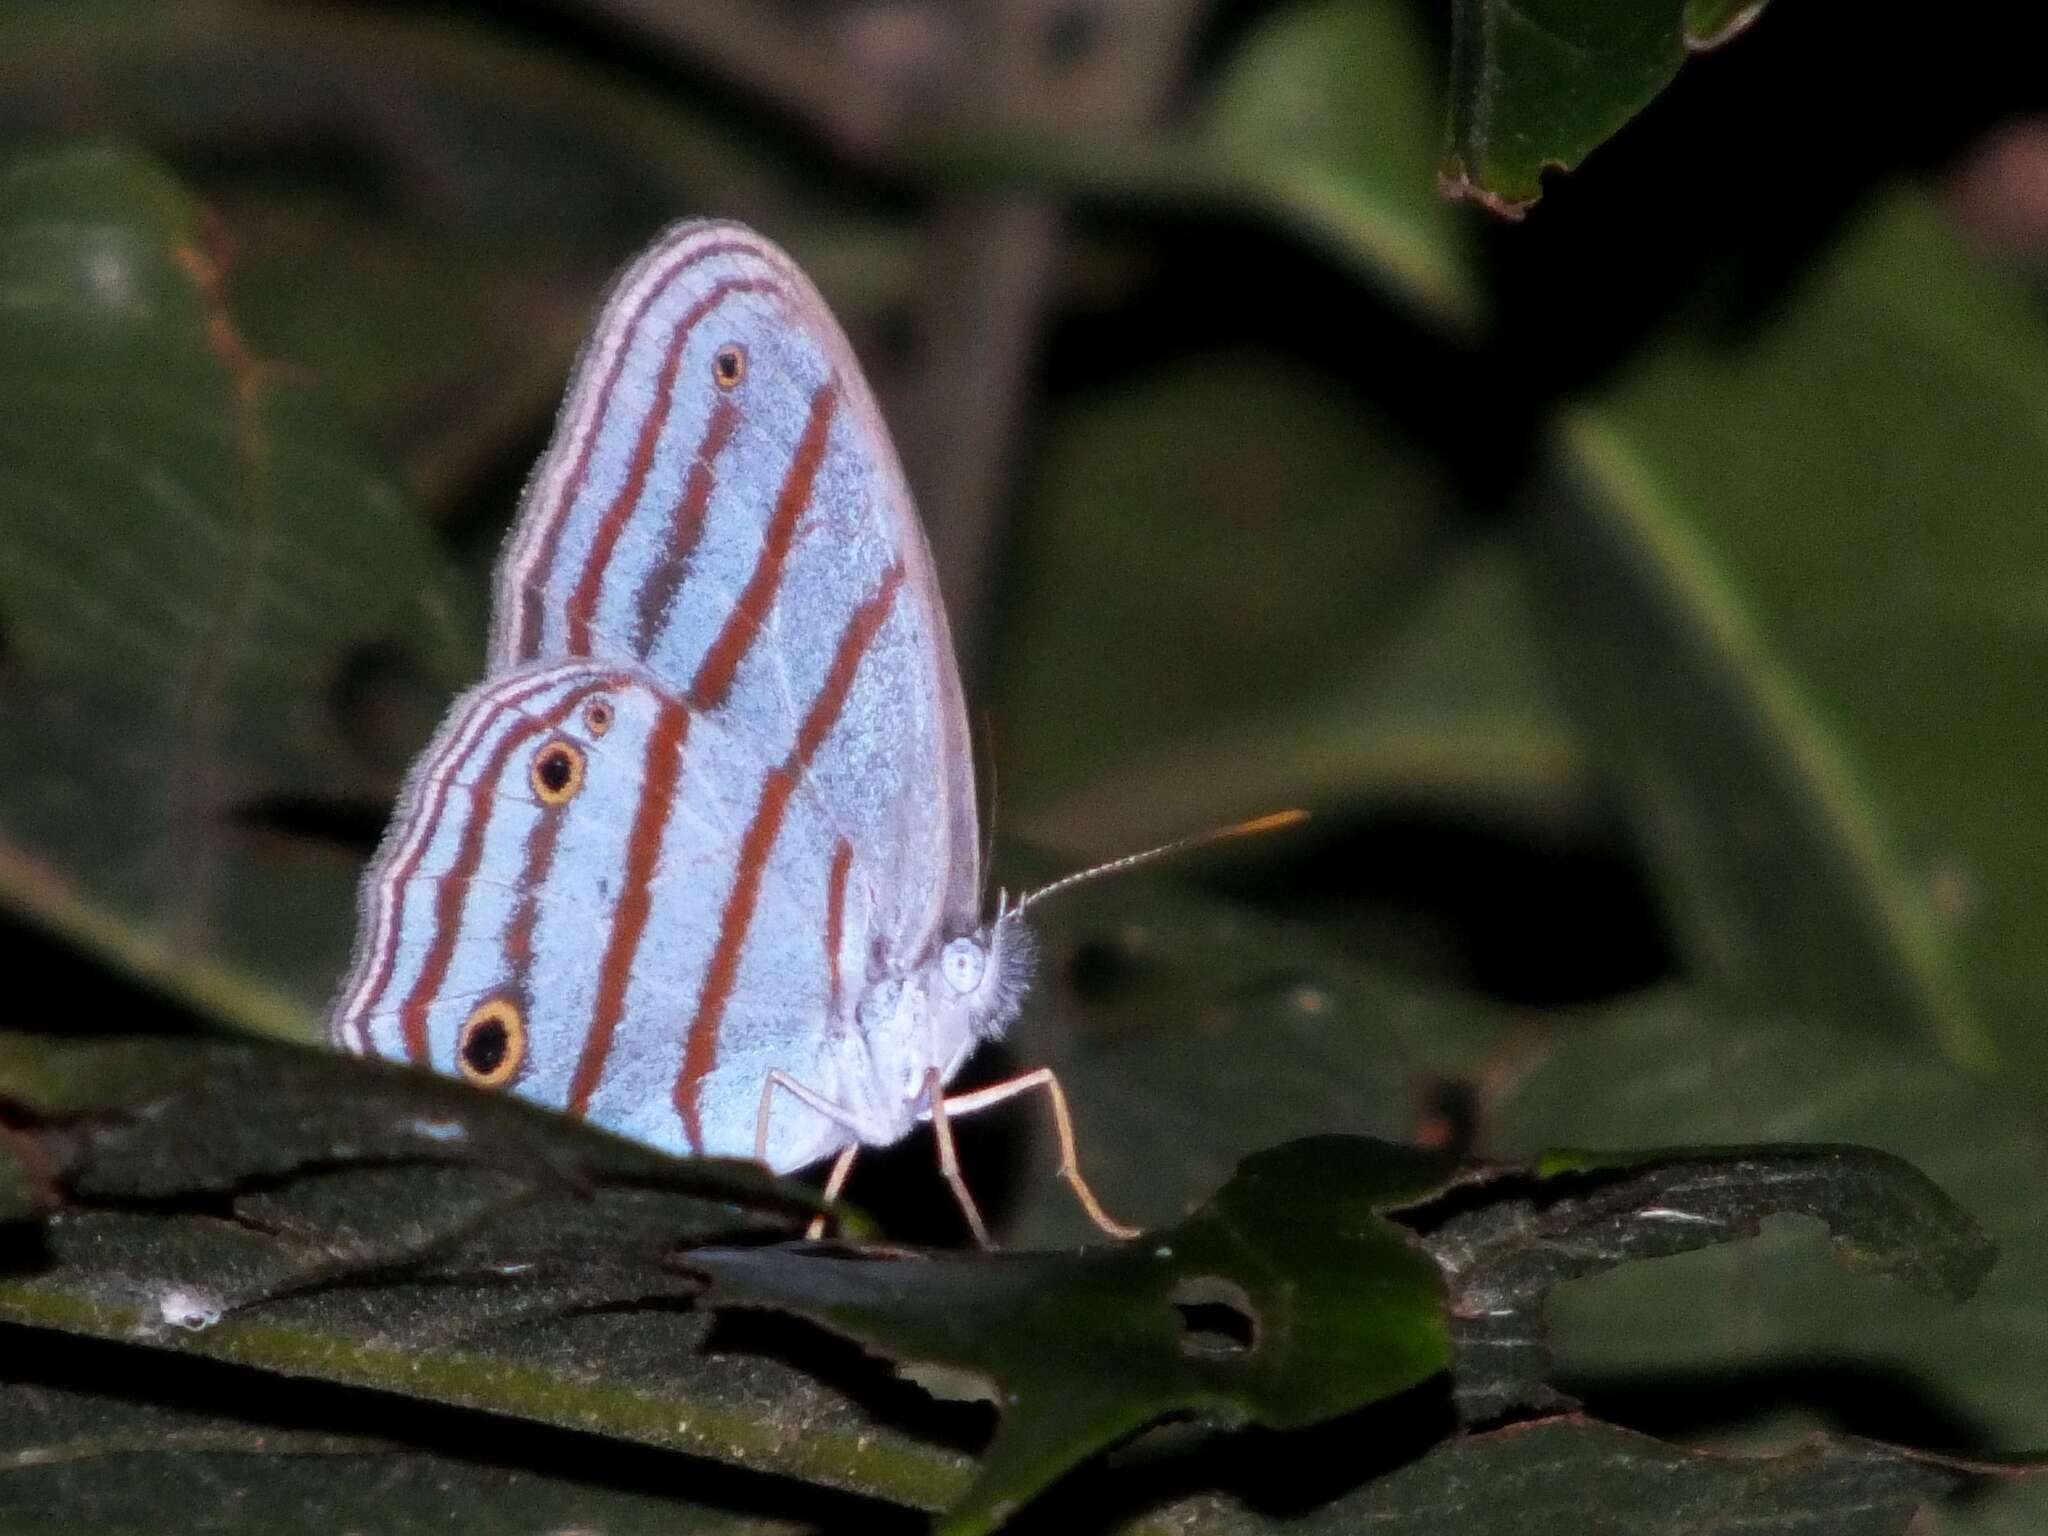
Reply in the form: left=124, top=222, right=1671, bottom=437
left=457, top=998, right=526, bottom=1088
left=530, top=739, right=585, bottom=804
left=940, top=937, right=986, bottom=995
left=712, top=344, right=746, bottom=389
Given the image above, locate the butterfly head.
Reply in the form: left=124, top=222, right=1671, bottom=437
left=942, top=906, right=1035, bottom=1043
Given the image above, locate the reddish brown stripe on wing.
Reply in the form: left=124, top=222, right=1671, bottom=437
left=505, top=796, right=566, bottom=974
left=398, top=680, right=618, bottom=1064
left=675, top=769, right=795, bottom=1150
left=687, top=380, right=840, bottom=709
left=824, top=837, right=853, bottom=1010
left=564, top=281, right=769, bottom=657
left=517, top=587, right=548, bottom=664
left=794, top=564, right=905, bottom=763
left=629, top=393, right=741, bottom=655
left=674, top=563, right=904, bottom=1149
left=348, top=672, right=562, bottom=1048
left=566, top=693, right=692, bottom=1115
left=515, top=238, right=757, bottom=662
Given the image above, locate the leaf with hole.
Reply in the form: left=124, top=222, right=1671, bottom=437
left=691, top=1136, right=1458, bottom=1535
left=1412, top=1141, right=1998, bottom=1424
left=1487, top=993, right=2048, bottom=1531
left=693, top=1129, right=1996, bottom=1532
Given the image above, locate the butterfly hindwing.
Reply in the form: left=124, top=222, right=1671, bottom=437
left=332, top=661, right=869, bottom=1169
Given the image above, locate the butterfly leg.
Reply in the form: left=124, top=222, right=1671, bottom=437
left=755, top=1070, right=864, bottom=1239
left=810, top=1145, right=859, bottom=1240
left=923, top=1067, right=994, bottom=1250
left=940, top=1067, right=1140, bottom=1240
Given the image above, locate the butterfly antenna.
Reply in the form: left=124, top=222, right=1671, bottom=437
left=1011, top=809, right=1308, bottom=917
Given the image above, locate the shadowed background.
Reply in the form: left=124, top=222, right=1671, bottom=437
left=2, top=2, right=2048, bottom=1532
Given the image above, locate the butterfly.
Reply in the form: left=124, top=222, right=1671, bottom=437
left=327, top=219, right=1134, bottom=1245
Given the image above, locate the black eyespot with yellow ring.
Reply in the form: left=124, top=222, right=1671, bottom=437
left=712, top=343, right=746, bottom=389
left=530, top=738, right=585, bottom=805
left=582, top=697, right=614, bottom=737
left=457, top=997, right=526, bottom=1088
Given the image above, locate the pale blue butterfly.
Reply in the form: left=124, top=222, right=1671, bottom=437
left=329, top=221, right=1133, bottom=1243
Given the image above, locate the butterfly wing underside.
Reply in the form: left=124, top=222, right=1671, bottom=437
left=331, top=220, right=979, bottom=1167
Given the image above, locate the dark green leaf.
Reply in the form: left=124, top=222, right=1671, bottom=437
left=690, top=1129, right=1994, bottom=1532
left=691, top=1137, right=1457, bottom=1536
left=1532, top=192, right=2048, bottom=1074
left=0, top=144, right=477, bottom=1039
left=1167, top=1416, right=2005, bottom=1536
left=0, top=1334, right=840, bottom=1536
left=0, top=2, right=910, bottom=514
left=1442, top=0, right=1772, bottom=214
left=1416, top=1145, right=1997, bottom=1423
left=1487, top=994, right=2048, bottom=1510
left=0, top=1032, right=980, bottom=1513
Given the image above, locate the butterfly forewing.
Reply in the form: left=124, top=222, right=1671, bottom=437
left=491, top=222, right=980, bottom=960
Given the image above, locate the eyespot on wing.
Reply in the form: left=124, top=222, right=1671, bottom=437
left=530, top=738, right=586, bottom=804
left=458, top=996, right=527, bottom=1087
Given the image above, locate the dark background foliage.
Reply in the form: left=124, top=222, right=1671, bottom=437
left=2, top=1, right=2047, bottom=1531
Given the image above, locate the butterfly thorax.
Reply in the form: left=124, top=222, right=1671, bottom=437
left=818, top=910, right=1034, bottom=1153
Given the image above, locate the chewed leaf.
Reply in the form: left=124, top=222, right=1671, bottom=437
left=691, top=1137, right=1460, bottom=1535
left=1409, top=1144, right=1998, bottom=1423
left=1441, top=0, right=1774, bottom=214
left=0, top=1030, right=2011, bottom=1527
left=693, top=1134, right=1996, bottom=1532
left=1488, top=995, right=2048, bottom=1492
